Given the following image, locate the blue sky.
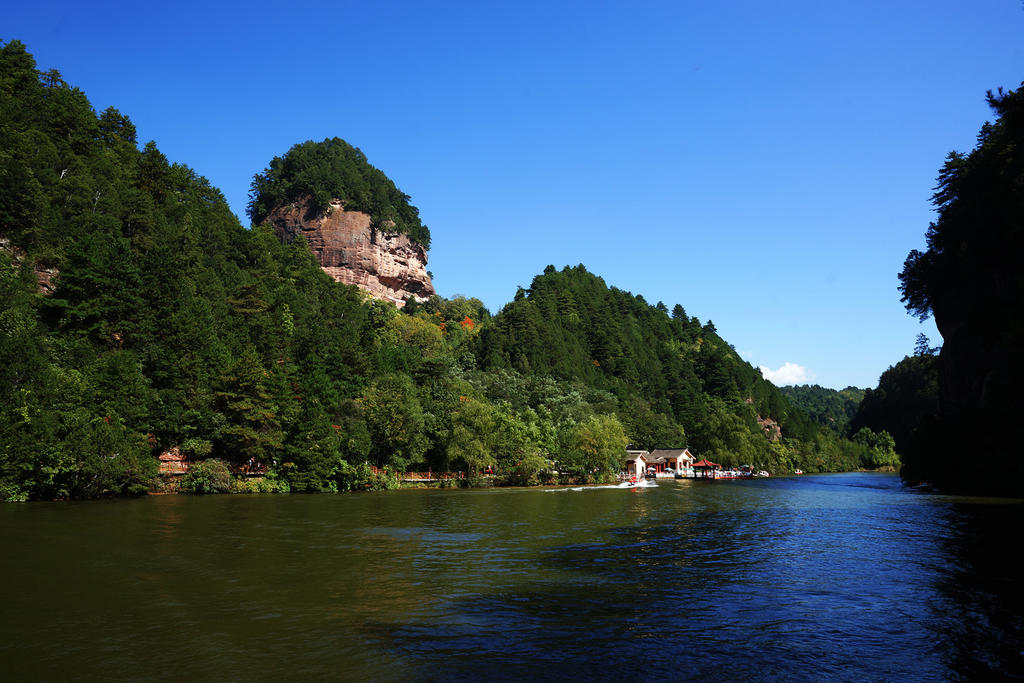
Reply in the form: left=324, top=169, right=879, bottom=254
left=6, top=1, right=1023, bottom=389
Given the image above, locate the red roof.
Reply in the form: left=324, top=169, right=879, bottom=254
left=691, top=459, right=721, bottom=468
left=157, top=447, right=184, bottom=462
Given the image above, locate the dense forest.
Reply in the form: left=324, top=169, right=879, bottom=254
left=897, top=84, right=1024, bottom=495
left=0, top=41, right=893, bottom=501
left=247, top=138, right=431, bottom=248
left=848, top=349, right=938, bottom=458
left=779, top=384, right=865, bottom=435
left=777, top=382, right=904, bottom=470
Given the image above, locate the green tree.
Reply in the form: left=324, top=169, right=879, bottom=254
left=491, top=405, right=548, bottom=485
left=851, top=427, right=900, bottom=469
left=214, top=346, right=283, bottom=465
left=897, top=84, right=1024, bottom=494
left=446, top=396, right=496, bottom=474
left=560, top=414, right=628, bottom=481
left=180, top=459, right=233, bottom=494
left=359, top=374, right=428, bottom=470
left=849, top=354, right=937, bottom=456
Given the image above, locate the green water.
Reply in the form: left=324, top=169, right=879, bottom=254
left=2, top=473, right=1021, bottom=680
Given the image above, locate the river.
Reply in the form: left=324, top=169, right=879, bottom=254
left=1, top=472, right=1021, bottom=680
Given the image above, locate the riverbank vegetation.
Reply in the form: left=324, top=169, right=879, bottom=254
left=1, top=41, right=901, bottom=500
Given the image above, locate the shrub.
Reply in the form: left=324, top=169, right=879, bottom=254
left=124, top=483, right=150, bottom=497
left=180, top=459, right=233, bottom=494
left=334, top=461, right=372, bottom=491
left=0, top=481, right=29, bottom=502
left=232, top=477, right=290, bottom=494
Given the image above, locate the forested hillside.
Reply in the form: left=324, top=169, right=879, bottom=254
left=0, top=40, right=380, bottom=499
left=475, top=265, right=812, bottom=450
left=779, top=384, right=865, bottom=434
left=848, top=352, right=938, bottom=456
left=470, top=265, right=891, bottom=471
left=1, top=41, right=885, bottom=501
left=778, top=383, right=902, bottom=471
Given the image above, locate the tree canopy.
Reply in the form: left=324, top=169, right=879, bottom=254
left=848, top=354, right=937, bottom=456
left=779, top=384, right=865, bottom=435
left=247, top=137, right=430, bottom=248
left=897, top=83, right=1024, bottom=495
left=899, top=85, right=1024, bottom=323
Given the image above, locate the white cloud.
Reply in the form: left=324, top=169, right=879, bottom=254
left=759, top=362, right=812, bottom=386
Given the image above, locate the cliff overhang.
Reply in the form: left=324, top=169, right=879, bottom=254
left=266, top=196, right=435, bottom=307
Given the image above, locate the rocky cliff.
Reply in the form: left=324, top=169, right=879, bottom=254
left=266, top=197, right=435, bottom=307
left=893, top=86, right=1024, bottom=495
left=1, top=236, right=58, bottom=294
left=757, top=415, right=782, bottom=442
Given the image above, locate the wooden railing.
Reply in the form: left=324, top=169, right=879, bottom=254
left=402, top=471, right=465, bottom=481
left=370, top=466, right=493, bottom=482
left=231, top=463, right=269, bottom=477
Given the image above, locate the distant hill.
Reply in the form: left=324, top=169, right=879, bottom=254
left=779, top=384, right=865, bottom=435
left=849, top=354, right=938, bottom=459
left=474, top=265, right=824, bottom=462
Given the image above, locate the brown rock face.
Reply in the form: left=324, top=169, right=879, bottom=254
left=1, top=236, right=59, bottom=294
left=266, top=197, right=435, bottom=307
left=757, top=415, right=782, bottom=442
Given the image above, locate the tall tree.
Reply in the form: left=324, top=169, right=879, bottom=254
left=898, top=84, right=1024, bottom=494
left=214, top=346, right=283, bottom=465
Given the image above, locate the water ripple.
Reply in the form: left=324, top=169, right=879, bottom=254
left=1, top=474, right=1021, bottom=680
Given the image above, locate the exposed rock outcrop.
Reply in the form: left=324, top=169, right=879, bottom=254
left=0, top=236, right=58, bottom=294
left=757, top=415, right=782, bottom=442
left=266, top=197, right=434, bottom=307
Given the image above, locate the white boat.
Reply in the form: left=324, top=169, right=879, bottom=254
left=618, top=477, right=656, bottom=488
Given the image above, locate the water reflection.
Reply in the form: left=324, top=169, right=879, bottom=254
left=933, top=502, right=1024, bottom=678
left=0, top=474, right=1021, bottom=680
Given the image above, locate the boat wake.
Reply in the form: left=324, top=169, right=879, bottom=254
left=546, top=480, right=658, bottom=493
